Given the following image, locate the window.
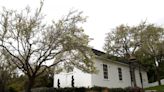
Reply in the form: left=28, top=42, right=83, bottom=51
left=118, top=68, right=122, bottom=81
left=103, top=64, right=108, bottom=79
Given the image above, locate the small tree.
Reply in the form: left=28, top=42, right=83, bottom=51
left=71, top=75, right=74, bottom=87
left=0, top=1, right=95, bottom=92
left=57, top=79, right=60, bottom=88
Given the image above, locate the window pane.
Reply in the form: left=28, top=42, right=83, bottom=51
left=118, top=68, right=122, bottom=80
left=103, top=64, right=108, bottom=79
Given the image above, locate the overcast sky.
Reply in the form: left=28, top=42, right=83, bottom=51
left=1, top=0, right=164, bottom=51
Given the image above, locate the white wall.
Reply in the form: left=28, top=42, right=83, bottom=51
left=134, top=68, right=149, bottom=88
left=54, top=57, right=149, bottom=88
left=91, top=58, right=148, bottom=88
left=91, top=58, right=131, bottom=88
left=54, top=68, right=92, bottom=88
left=73, top=68, right=92, bottom=87
left=54, top=72, right=73, bottom=87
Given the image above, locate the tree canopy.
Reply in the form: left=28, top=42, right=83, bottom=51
left=0, top=2, right=95, bottom=92
left=104, top=22, right=164, bottom=85
left=104, top=23, right=145, bottom=59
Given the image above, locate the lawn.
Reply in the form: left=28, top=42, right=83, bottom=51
left=145, top=85, right=164, bottom=92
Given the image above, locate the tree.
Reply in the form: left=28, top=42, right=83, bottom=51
left=104, top=22, right=164, bottom=86
left=139, top=24, right=164, bottom=85
left=0, top=2, right=95, bottom=92
left=104, top=23, right=146, bottom=87
left=57, top=79, right=60, bottom=88
left=71, top=75, right=74, bottom=87
left=104, top=23, right=145, bottom=58
left=0, top=51, right=17, bottom=92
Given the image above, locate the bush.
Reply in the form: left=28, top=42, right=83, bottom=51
left=90, top=86, right=104, bottom=92
left=125, top=87, right=144, bottom=92
left=31, top=86, right=144, bottom=92
left=8, top=87, right=18, bottom=92
left=31, top=87, right=56, bottom=92
left=110, top=88, right=126, bottom=92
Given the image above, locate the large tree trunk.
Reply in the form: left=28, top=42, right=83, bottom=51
left=25, top=77, right=35, bottom=92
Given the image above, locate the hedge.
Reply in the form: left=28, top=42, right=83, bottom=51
left=30, top=86, right=144, bottom=92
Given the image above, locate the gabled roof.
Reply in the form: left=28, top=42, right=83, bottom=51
left=91, top=48, right=147, bottom=70
left=91, top=48, right=129, bottom=65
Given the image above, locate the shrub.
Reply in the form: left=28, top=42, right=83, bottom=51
left=57, top=79, right=60, bottom=88
left=8, top=87, right=18, bottom=92
left=30, top=86, right=144, bottom=92
left=90, top=86, right=104, bottom=92
left=31, top=87, right=56, bottom=92
left=110, top=88, right=126, bottom=92
left=71, top=76, right=74, bottom=88
left=125, top=87, right=144, bottom=92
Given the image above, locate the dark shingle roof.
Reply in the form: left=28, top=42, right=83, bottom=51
left=91, top=48, right=129, bottom=65
left=91, top=48, right=147, bottom=70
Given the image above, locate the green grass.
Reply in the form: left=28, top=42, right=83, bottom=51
left=145, top=85, right=164, bottom=92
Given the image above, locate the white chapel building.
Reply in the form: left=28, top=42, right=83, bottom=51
left=54, top=49, right=148, bottom=88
